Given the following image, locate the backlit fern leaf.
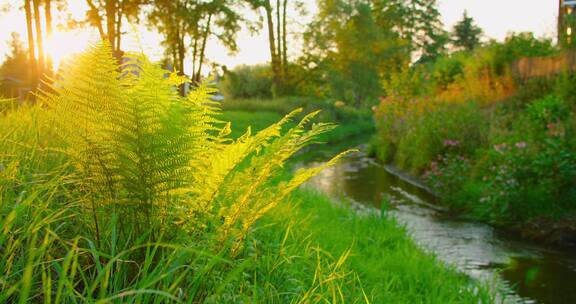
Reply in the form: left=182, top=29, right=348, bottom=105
left=186, top=108, right=302, bottom=221
left=108, top=54, right=191, bottom=208
left=216, top=112, right=354, bottom=253
left=39, top=44, right=193, bottom=230
left=41, top=43, right=123, bottom=200
left=36, top=43, right=352, bottom=251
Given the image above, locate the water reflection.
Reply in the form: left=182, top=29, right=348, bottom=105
left=297, top=146, right=576, bottom=304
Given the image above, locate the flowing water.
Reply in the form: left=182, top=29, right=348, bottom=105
left=296, top=139, right=576, bottom=304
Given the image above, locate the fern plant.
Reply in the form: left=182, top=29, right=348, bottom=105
left=40, top=43, right=352, bottom=253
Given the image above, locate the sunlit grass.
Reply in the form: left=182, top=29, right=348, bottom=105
left=0, top=44, right=493, bottom=303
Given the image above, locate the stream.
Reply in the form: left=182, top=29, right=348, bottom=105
left=296, top=139, right=576, bottom=304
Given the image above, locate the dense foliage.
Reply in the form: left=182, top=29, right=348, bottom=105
left=217, top=0, right=447, bottom=107
left=299, top=0, right=446, bottom=106
left=372, top=33, right=576, bottom=235
left=221, top=64, right=273, bottom=99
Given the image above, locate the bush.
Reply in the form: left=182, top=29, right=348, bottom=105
left=374, top=32, right=560, bottom=171
left=375, top=99, right=485, bottom=173
left=473, top=136, right=576, bottom=222
left=423, top=93, right=576, bottom=224
left=527, top=95, right=570, bottom=127
left=496, top=32, right=558, bottom=65
left=221, top=64, right=273, bottom=99
left=429, top=53, right=466, bottom=90
left=555, top=73, right=576, bottom=107
left=424, top=154, right=473, bottom=210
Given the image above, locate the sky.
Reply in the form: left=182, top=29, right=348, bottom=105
left=0, top=0, right=559, bottom=74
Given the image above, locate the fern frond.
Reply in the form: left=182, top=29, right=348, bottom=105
left=216, top=112, right=348, bottom=252
left=30, top=43, right=353, bottom=254
left=186, top=107, right=304, bottom=219
left=39, top=43, right=123, bottom=200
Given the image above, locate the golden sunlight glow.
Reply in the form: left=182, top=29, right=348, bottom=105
left=44, top=30, right=93, bottom=71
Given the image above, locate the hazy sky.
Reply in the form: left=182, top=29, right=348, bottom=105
left=0, top=0, right=559, bottom=72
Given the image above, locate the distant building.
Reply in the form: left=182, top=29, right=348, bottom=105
left=0, top=76, right=31, bottom=101
left=559, top=0, right=576, bottom=45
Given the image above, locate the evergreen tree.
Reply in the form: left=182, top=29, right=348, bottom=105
left=0, top=33, right=32, bottom=97
left=1, top=33, right=30, bottom=80
left=452, top=11, right=483, bottom=51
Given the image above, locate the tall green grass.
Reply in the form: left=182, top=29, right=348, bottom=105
left=0, top=44, right=493, bottom=303
left=0, top=116, right=494, bottom=303
left=249, top=190, right=496, bottom=303
left=0, top=143, right=494, bottom=303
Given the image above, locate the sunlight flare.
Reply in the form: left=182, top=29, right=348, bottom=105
left=44, top=30, right=92, bottom=70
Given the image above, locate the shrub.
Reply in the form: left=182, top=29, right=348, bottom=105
left=424, top=101, right=576, bottom=223
left=429, top=53, right=465, bottom=90
left=424, top=154, right=473, bottom=210
left=473, top=136, right=576, bottom=222
left=527, top=95, right=570, bottom=127
left=555, top=73, right=576, bottom=107
left=221, top=64, right=273, bottom=99
left=497, top=32, right=558, bottom=64
left=375, top=100, right=485, bottom=173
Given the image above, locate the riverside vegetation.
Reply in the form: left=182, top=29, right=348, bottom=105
left=0, top=44, right=495, bottom=303
left=372, top=33, right=576, bottom=243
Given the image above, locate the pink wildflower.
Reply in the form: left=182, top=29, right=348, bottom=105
left=494, top=143, right=508, bottom=154
left=443, top=139, right=460, bottom=147
left=515, top=142, right=527, bottom=149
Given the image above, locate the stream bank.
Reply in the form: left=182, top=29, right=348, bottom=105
left=297, top=140, right=576, bottom=304
left=381, top=156, right=576, bottom=248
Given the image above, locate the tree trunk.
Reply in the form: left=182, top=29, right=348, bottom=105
left=45, top=0, right=52, bottom=37
left=191, top=36, right=199, bottom=82
left=195, top=13, right=212, bottom=82
left=24, top=0, right=37, bottom=84
left=282, top=0, right=288, bottom=75
left=32, top=0, right=44, bottom=77
left=176, top=23, right=186, bottom=95
left=105, top=0, right=116, bottom=53
left=178, top=30, right=185, bottom=75
left=276, top=0, right=282, bottom=79
left=264, top=0, right=280, bottom=86
left=116, top=0, right=123, bottom=51
left=45, top=0, right=53, bottom=74
left=172, top=45, right=177, bottom=73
